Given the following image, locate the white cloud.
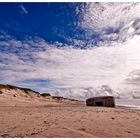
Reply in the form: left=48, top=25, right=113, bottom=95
left=80, top=3, right=140, bottom=31
left=1, top=35, right=140, bottom=99
left=79, top=3, right=140, bottom=42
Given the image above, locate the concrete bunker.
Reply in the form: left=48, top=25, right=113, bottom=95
left=86, top=96, right=115, bottom=107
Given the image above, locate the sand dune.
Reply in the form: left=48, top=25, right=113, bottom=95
left=0, top=84, right=140, bottom=138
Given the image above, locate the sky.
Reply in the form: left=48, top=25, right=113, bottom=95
left=0, top=2, right=140, bottom=100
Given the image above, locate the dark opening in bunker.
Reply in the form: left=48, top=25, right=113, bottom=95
left=95, top=101, right=103, bottom=106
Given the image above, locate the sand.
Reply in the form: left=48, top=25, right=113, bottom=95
left=0, top=88, right=140, bottom=138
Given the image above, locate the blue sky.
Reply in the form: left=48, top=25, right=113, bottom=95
left=0, top=3, right=140, bottom=100
left=0, top=3, right=88, bottom=45
left=0, top=3, right=74, bottom=41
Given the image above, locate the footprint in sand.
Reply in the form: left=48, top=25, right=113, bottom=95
left=1, top=134, right=10, bottom=138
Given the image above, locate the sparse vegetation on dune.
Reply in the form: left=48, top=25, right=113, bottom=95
left=0, top=84, right=82, bottom=103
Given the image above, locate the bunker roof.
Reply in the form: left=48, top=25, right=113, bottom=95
left=86, top=96, right=114, bottom=100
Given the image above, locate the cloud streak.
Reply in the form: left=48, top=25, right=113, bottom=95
left=20, top=4, right=28, bottom=14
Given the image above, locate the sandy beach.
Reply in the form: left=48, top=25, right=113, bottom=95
left=0, top=86, right=140, bottom=138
